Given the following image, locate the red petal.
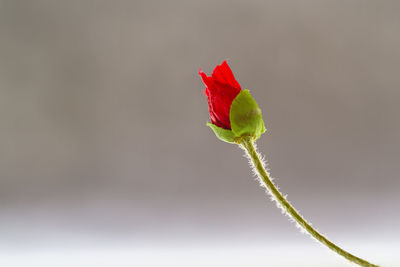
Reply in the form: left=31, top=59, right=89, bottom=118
left=212, top=60, right=241, bottom=91
left=199, top=61, right=241, bottom=129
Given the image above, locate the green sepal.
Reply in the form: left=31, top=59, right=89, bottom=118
left=206, top=122, right=236, bottom=144
left=230, top=89, right=266, bottom=140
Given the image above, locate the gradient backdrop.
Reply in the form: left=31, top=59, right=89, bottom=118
left=1, top=1, right=399, bottom=266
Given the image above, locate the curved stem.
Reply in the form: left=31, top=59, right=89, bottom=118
left=240, top=137, right=378, bottom=267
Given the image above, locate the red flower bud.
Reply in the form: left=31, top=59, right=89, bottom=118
left=199, top=60, right=241, bottom=130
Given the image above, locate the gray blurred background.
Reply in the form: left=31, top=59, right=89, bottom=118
left=1, top=1, right=399, bottom=266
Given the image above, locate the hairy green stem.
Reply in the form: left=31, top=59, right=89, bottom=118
left=240, top=137, right=378, bottom=267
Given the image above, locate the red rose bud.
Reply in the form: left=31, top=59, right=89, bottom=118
left=200, top=61, right=266, bottom=143
left=199, top=60, right=241, bottom=130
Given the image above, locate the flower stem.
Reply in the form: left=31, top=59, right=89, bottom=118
left=240, top=137, right=378, bottom=267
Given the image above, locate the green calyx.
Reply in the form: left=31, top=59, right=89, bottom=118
left=207, top=89, right=266, bottom=144
left=206, top=122, right=237, bottom=144
left=230, top=89, right=266, bottom=140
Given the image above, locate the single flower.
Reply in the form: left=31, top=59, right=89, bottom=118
left=198, top=60, right=378, bottom=267
left=199, top=60, right=266, bottom=143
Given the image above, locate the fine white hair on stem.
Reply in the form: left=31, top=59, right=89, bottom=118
left=239, top=143, right=321, bottom=238
left=239, top=139, right=378, bottom=266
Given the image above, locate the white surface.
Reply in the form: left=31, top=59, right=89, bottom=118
left=0, top=242, right=396, bottom=267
